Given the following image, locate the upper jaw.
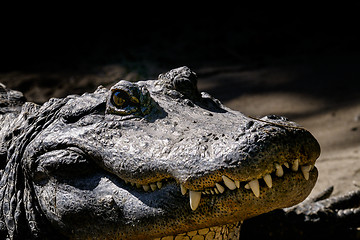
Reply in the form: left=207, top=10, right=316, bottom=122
left=115, top=119, right=320, bottom=212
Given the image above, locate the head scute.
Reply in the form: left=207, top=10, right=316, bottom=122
left=158, top=66, right=200, bottom=100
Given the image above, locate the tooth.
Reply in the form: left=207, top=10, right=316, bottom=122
left=136, top=183, right=141, bottom=188
left=292, top=159, right=299, bottom=171
left=205, top=190, right=211, bottom=194
left=210, top=189, right=215, bottom=194
left=157, top=181, right=162, bottom=189
left=244, top=183, right=250, bottom=189
left=301, top=165, right=311, bottom=180
left=143, top=185, right=150, bottom=191
left=263, top=174, right=272, bottom=188
left=215, top=183, right=225, bottom=193
left=249, top=179, right=260, bottom=197
left=214, top=188, right=219, bottom=194
left=222, top=176, right=237, bottom=190
left=235, top=180, right=240, bottom=188
left=150, top=183, right=157, bottom=191
left=180, top=184, right=188, bottom=195
left=189, top=191, right=201, bottom=211
left=275, top=163, right=284, bottom=177
left=283, top=162, right=290, bottom=168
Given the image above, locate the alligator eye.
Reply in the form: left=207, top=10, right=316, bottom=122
left=112, top=90, right=130, bottom=108
left=107, top=81, right=150, bottom=116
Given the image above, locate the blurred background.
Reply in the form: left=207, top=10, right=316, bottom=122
left=1, top=7, right=360, bottom=196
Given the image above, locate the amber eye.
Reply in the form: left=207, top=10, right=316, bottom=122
left=112, top=90, right=130, bottom=108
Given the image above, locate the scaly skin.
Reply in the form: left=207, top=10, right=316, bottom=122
left=1, top=66, right=353, bottom=240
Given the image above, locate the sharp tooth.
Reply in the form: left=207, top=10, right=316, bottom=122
left=156, top=181, right=162, bottom=189
left=275, top=163, right=284, bottom=177
left=235, top=180, right=240, bottom=188
left=210, top=189, right=215, bottom=194
left=136, top=183, right=141, bottom=188
left=263, top=174, right=272, bottom=188
left=283, top=162, right=290, bottom=168
left=205, top=190, right=211, bottom=194
left=180, top=184, right=188, bottom=195
left=301, top=165, right=311, bottom=180
left=249, top=179, right=260, bottom=197
left=150, top=183, right=157, bottom=191
left=214, top=188, right=219, bottom=194
left=222, top=176, right=237, bottom=190
left=189, top=191, right=201, bottom=211
left=292, top=159, right=299, bottom=171
left=215, top=183, right=225, bottom=193
left=143, top=185, right=150, bottom=191
left=244, top=183, right=250, bottom=189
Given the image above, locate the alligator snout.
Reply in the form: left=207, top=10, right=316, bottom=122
left=107, top=100, right=320, bottom=211
left=159, top=113, right=320, bottom=210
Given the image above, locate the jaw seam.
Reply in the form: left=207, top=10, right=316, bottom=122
left=122, top=159, right=315, bottom=211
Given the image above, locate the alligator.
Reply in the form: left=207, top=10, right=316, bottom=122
left=0, top=66, right=359, bottom=240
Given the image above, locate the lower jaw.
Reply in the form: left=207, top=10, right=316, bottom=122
left=153, top=168, right=318, bottom=240
left=75, top=169, right=317, bottom=240
left=153, top=222, right=242, bottom=240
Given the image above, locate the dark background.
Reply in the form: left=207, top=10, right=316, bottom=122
left=1, top=6, right=360, bottom=109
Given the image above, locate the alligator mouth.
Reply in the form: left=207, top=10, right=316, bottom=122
left=122, top=158, right=315, bottom=211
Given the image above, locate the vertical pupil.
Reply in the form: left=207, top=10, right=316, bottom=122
left=113, top=91, right=129, bottom=107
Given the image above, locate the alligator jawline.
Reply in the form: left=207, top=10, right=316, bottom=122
left=122, top=159, right=316, bottom=211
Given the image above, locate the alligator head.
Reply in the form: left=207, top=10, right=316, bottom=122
left=0, top=67, right=320, bottom=239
